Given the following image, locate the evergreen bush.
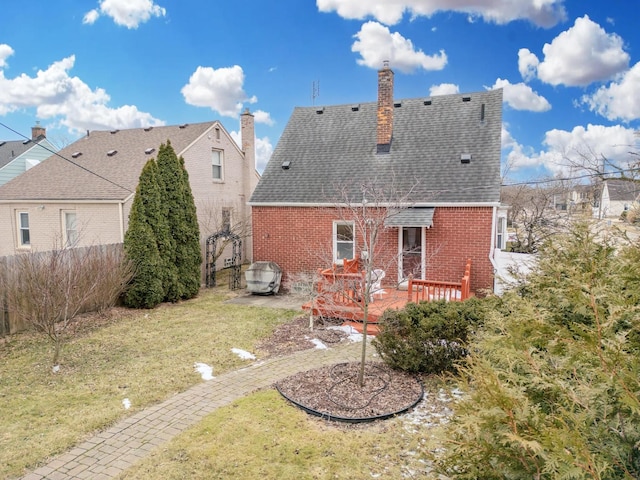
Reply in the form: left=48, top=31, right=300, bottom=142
left=373, top=297, right=487, bottom=374
left=435, top=221, right=640, bottom=479
left=123, top=160, right=164, bottom=308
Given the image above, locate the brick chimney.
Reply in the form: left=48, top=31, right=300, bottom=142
left=376, top=61, right=394, bottom=154
left=241, top=108, right=255, bottom=169
left=31, top=121, right=46, bottom=140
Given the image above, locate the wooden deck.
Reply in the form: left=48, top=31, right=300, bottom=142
left=303, top=259, right=472, bottom=335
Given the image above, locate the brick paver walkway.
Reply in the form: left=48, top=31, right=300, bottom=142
left=21, top=340, right=373, bottom=480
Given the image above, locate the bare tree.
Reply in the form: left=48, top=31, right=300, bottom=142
left=317, top=178, right=419, bottom=386
left=502, top=182, right=572, bottom=253
left=0, top=245, right=133, bottom=369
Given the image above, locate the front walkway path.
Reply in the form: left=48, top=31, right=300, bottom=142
left=21, top=340, right=373, bottom=480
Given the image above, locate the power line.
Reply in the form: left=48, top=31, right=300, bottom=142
left=0, top=121, right=133, bottom=193
left=502, top=166, right=640, bottom=188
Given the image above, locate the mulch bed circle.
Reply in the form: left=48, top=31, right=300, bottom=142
left=276, top=361, right=424, bottom=423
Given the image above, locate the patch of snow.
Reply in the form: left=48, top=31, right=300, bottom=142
left=194, top=362, right=214, bottom=380
left=327, top=325, right=363, bottom=342
left=52, top=365, right=60, bottom=373
left=122, top=398, right=131, bottom=409
left=231, top=348, right=256, bottom=360
left=309, top=338, right=328, bottom=349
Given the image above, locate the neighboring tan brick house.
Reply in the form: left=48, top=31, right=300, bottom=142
left=249, top=65, right=503, bottom=294
left=0, top=114, right=259, bottom=265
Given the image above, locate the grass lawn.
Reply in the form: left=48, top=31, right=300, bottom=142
left=0, top=287, right=299, bottom=480
left=120, top=387, right=449, bottom=480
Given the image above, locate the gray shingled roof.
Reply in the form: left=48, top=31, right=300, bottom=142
left=0, top=122, right=215, bottom=201
left=250, top=89, right=502, bottom=205
left=0, top=139, right=34, bottom=169
left=606, top=179, right=640, bottom=202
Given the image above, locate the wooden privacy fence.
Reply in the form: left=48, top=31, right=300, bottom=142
left=0, top=244, right=126, bottom=337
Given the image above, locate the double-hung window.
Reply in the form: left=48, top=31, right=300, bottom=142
left=212, top=149, right=223, bottom=180
left=18, top=211, right=30, bottom=247
left=333, top=221, right=354, bottom=264
left=64, top=211, right=78, bottom=247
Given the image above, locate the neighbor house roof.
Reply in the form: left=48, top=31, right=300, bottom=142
left=0, top=123, right=216, bottom=202
left=0, top=139, right=36, bottom=169
left=605, top=179, right=640, bottom=202
left=250, top=88, right=502, bottom=205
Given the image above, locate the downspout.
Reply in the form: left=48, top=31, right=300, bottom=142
left=489, top=205, right=498, bottom=293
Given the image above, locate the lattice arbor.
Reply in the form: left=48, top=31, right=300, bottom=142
left=205, top=231, right=242, bottom=289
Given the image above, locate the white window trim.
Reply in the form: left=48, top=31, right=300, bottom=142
left=333, top=221, right=355, bottom=265
left=62, top=210, right=78, bottom=247
left=17, top=210, right=30, bottom=248
left=212, top=149, right=224, bottom=182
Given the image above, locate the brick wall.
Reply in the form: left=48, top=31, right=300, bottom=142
left=252, top=205, right=495, bottom=293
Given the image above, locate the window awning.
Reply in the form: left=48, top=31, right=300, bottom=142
left=384, top=207, right=434, bottom=227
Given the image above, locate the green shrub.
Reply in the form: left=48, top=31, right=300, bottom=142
left=435, top=221, right=640, bottom=479
left=372, top=298, right=488, bottom=374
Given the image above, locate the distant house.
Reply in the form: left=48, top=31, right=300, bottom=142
left=553, top=184, right=599, bottom=215
left=0, top=123, right=58, bottom=186
left=0, top=113, right=259, bottom=264
left=249, top=65, right=503, bottom=294
left=600, top=178, right=640, bottom=218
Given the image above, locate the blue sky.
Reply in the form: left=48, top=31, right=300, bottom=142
left=1, top=0, right=638, bottom=182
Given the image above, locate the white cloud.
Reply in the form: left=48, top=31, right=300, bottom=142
left=582, top=62, right=640, bottom=122
left=230, top=130, right=273, bottom=174
left=253, top=109, right=274, bottom=126
left=352, top=21, right=447, bottom=73
left=490, top=78, right=551, bottom=112
left=181, top=65, right=257, bottom=118
left=84, top=0, right=166, bottom=29
left=502, top=123, right=638, bottom=176
left=83, top=9, right=100, bottom=25
left=429, top=83, right=459, bottom=96
left=517, top=48, right=539, bottom=82
left=254, top=136, right=274, bottom=173
left=0, top=53, right=164, bottom=131
left=0, top=44, right=14, bottom=68
left=317, top=0, right=566, bottom=27
left=525, top=15, right=630, bottom=87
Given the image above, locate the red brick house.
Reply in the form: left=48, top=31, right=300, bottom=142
left=249, top=65, right=503, bottom=295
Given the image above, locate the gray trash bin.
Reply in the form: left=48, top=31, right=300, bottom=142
left=245, top=262, right=282, bottom=294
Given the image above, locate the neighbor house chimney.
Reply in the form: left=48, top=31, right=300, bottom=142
left=376, top=61, right=394, bottom=154
left=241, top=108, right=255, bottom=169
left=31, top=121, right=46, bottom=140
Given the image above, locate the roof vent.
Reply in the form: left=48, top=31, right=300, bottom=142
left=315, top=107, right=324, bottom=114
left=23, top=139, right=31, bottom=144
left=107, top=149, right=118, bottom=157
left=179, top=124, right=188, bottom=129
left=462, top=96, right=471, bottom=102
left=110, top=129, right=119, bottom=134
left=144, top=126, right=153, bottom=132
left=145, top=147, right=155, bottom=155
left=423, top=99, right=432, bottom=105
left=461, top=153, right=472, bottom=164
left=71, top=152, right=82, bottom=158
left=351, top=104, right=360, bottom=112
left=394, top=102, right=402, bottom=108
left=281, top=161, right=291, bottom=170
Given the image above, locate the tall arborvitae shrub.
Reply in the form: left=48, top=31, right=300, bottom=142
left=175, top=156, right=202, bottom=299
left=123, top=160, right=165, bottom=308
left=156, top=142, right=201, bottom=301
left=155, top=142, right=182, bottom=302
left=435, top=222, right=640, bottom=479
